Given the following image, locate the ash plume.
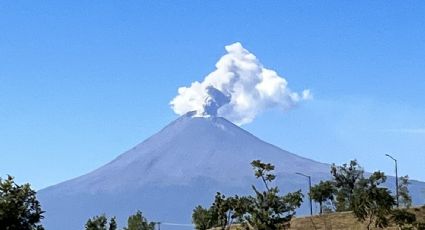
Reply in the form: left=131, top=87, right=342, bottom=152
left=170, top=42, right=311, bottom=125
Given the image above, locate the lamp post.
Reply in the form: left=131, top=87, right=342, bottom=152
left=385, top=154, right=399, bottom=207
left=296, top=172, right=313, bottom=216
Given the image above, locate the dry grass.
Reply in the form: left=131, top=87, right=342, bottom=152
left=212, top=206, right=425, bottom=230
left=290, top=206, right=425, bottom=230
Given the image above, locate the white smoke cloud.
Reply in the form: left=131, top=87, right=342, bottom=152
left=170, top=42, right=312, bottom=125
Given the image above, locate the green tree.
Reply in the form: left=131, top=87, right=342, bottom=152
left=208, top=193, right=248, bottom=229
left=309, top=180, right=336, bottom=214
left=0, top=175, right=44, bottom=230
left=210, top=192, right=229, bottom=229
left=192, top=195, right=251, bottom=230
left=192, top=205, right=214, bottom=230
left=244, top=160, right=303, bottom=230
left=193, top=160, right=303, bottom=230
left=109, top=217, right=117, bottom=230
left=124, top=210, right=155, bottom=230
left=85, top=214, right=117, bottom=230
left=331, top=160, right=364, bottom=211
left=398, top=175, right=412, bottom=208
left=352, top=171, right=396, bottom=230
left=230, top=195, right=252, bottom=224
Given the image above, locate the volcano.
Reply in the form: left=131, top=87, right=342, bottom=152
left=38, top=113, right=425, bottom=230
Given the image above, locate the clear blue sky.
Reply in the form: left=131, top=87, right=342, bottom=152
left=1, top=1, right=424, bottom=190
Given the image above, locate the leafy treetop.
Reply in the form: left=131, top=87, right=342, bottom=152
left=0, top=175, right=44, bottom=230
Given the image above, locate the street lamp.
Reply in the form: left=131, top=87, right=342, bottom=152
left=296, top=172, right=313, bottom=216
left=385, top=154, right=399, bottom=207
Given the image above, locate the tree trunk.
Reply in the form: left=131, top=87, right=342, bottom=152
left=367, top=216, right=373, bottom=230
left=319, top=201, right=323, bottom=214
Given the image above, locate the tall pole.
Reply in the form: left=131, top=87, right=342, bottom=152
left=385, top=154, right=399, bottom=207
left=296, top=172, right=313, bottom=216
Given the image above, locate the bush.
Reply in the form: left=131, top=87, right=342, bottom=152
left=391, top=209, right=416, bottom=229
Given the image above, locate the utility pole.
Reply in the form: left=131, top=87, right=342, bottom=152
left=296, top=172, right=313, bottom=216
left=385, top=154, right=399, bottom=207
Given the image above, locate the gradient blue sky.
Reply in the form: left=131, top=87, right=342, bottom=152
left=1, top=1, right=424, bottom=190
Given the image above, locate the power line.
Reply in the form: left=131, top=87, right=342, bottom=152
left=160, top=222, right=194, bottom=227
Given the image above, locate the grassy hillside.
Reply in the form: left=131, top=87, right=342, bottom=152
left=217, top=206, right=425, bottom=230
left=290, top=206, right=425, bottom=230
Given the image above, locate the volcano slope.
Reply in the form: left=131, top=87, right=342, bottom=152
left=38, top=114, right=425, bottom=229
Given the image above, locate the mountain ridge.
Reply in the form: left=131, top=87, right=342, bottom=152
left=38, top=114, right=425, bottom=230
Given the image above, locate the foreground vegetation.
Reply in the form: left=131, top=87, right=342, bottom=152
left=1, top=159, right=424, bottom=229
left=0, top=176, right=157, bottom=230
left=85, top=211, right=155, bottom=230
left=192, top=160, right=303, bottom=230
left=192, top=160, right=425, bottom=230
left=0, top=175, right=44, bottom=230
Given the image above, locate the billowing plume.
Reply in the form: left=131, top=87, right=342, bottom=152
left=170, top=42, right=311, bottom=125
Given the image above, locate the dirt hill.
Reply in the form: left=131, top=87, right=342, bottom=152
left=219, top=206, right=425, bottom=230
